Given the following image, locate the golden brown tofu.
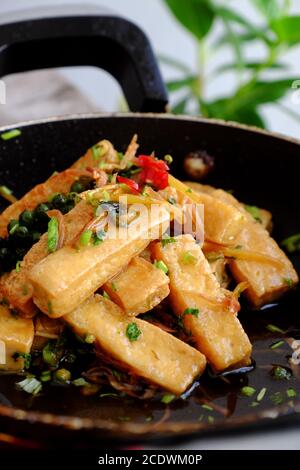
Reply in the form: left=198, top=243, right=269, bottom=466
left=185, top=182, right=297, bottom=306
left=152, top=235, right=252, bottom=371
left=0, top=200, right=94, bottom=317
left=0, top=169, right=82, bottom=238
left=168, top=177, right=246, bottom=244
left=0, top=305, right=34, bottom=370
left=30, top=206, right=170, bottom=317
left=66, top=295, right=206, bottom=394
left=104, top=257, right=170, bottom=316
left=229, top=223, right=299, bottom=307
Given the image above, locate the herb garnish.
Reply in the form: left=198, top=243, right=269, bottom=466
left=266, top=324, right=285, bottom=334
left=154, top=260, right=169, bottom=274
left=270, top=340, right=285, bottom=350
left=286, top=388, right=297, bottom=398
left=181, top=251, right=197, bottom=265
left=256, top=387, right=267, bottom=402
left=244, top=205, right=262, bottom=223
left=178, top=307, right=199, bottom=329
left=270, top=365, right=292, bottom=380
left=126, top=322, right=141, bottom=342
left=80, top=229, right=93, bottom=247
left=240, top=386, right=256, bottom=397
left=269, top=392, right=284, bottom=405
left=47, top=217, right=59, bottom=253
left=281, top=233, right=300, bottom=253
left=283, top=278, right=294, bottom=287
left=161, top=235, right=177, bottom=248
left=16, top=377, right=42, bottom=395
left=161, top=393, right=175, bottom=404
left=1, top=129, right=21, bottom=141
left=15, top=261, right=21, bottom=272
left=12, top=352, right=31, bottom=369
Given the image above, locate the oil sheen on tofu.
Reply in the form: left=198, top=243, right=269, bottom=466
left=152, top=235, right=252, bottom=371
left=65, top=295, right=206, bottom=395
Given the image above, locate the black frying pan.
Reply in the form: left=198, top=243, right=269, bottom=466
left=0, top=10, right=299, bottom=448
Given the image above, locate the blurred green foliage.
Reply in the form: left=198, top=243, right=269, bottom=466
left=161, top=0, right=300, bottom=128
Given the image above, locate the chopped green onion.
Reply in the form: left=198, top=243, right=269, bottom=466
left=270, top=340, right=285, bottom=350
left=270, top=365, right=292, bottom=380
left=181, top=251, right=197, bottom=265
left=257, top=387, right=267, bottom=402
left=186, top=188, right=192, bottom=194
left=269, top=392, right=284, bottom=405
left=40, top=370, right=52, bottom=382
left=103, top=291, right=110, bottom=300
left=161, top=235, right=177, bottom=248
left=55, top=368, right=71, bottom=383
left=240, top=386, right=256, bottom=397
left=47, top=217, right=59, bottom=253
left=164, top=154, right=173, bottom=164
left=1, top=129, right=21, bottom=141
left=201, top=403, right=213, bottom=411
left=117, top=152, right=124, bottom=161
left=266, top=324, right=285, bottom=334
left=286, top=388, right=297, bottom=398
left=283, top=278, right=294, bottom=287
left=145, top=416, right=153, bottom=422
left=207, top=416, right=215, bottom=424
left=161, top=393, right=175, bottom=404
left=12, top=352, right=31, bottom=369
left=126, top=322, right=141, bottom=342
left=250, top=401, right=260, bottom=407
left=281, top=233, right=300, bottom=254
left=80, top=229, right=92, bottom=246
left=0, top=185, right=13, bottom=196
left=244, top=205, right=262, bottom=223
left=42, top=342, right=58, bottom=367
left=183, top=307, right=199, bottom=317
left=73, top=377, right=89, bottom=387
left=92, top=229, right=106, bottom=246
left=111, top=282, right=118, bottom=292
left=16, top=377, right=42, bottom=395
left=154, top=260, right=168, bottom=274
left=15, top=261, right=21, bottom=272
left=85, top=334, right=95, bottom=344
left=92, top=144, right=104, bottom=160
left=99, top=393, right=119, bottom=398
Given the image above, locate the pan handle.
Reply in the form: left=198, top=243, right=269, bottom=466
left=0, top=10, right=168, bottom=112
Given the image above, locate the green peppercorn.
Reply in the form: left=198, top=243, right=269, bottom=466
left=13, top=225, right=29, bottom=238
left=19, top=210, right=34, bottom=227
left=70, top=180, right=84, bottom=193
left=52, top=194, right=67, bottom=210
left=55, top=368, right=71, bottom=383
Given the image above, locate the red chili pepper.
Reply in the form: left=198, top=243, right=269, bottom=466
left=137, top=155, right=169, bottom=171
left=136, top=155, right=169, bottom=190
left=117, top=176, right=140, bottom=194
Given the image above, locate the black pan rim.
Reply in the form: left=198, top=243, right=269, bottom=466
left=1, top=112, right=300, bottom=148
left=1, top=111, right=300, bottom=443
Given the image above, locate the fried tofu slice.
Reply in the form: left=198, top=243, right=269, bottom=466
left=185, top=182, right=298, bottom=306
left=152, top=235, right=252, bottom=371
left=0, top=200, right=94, bottom=317
left=0, top=305, right=34, bottom=370
left=0, top=169, right=83, bottom=238
left=168, top=176, right=247, bottom=244
left=30, top=206, right=170, bottom=317
left=104, top=257, right=170, bottom=316
left=185, top=181, right=273, bottom=232
left=66, top=295, right=206, bottom=395
left=229, top=223, right=299, bottom=307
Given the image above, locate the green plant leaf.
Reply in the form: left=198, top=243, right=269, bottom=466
left=231, top=108, right=266, bottom=128
left=171, top=96, right=190, bottom=114
left=252, top=0, right=281, bottom=20
left=158, top=54, right=191, bottom=73
left=216, top=6, right=255, bottom=29
left=214, top=61, right=286, bottom=74
left=166, top=76, right=198, bottom=92
left=235, top=79, right=297, bottom=107
left=164, top=0, right=215, bottom=40
left=272, top=16, right=300, bottom=45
